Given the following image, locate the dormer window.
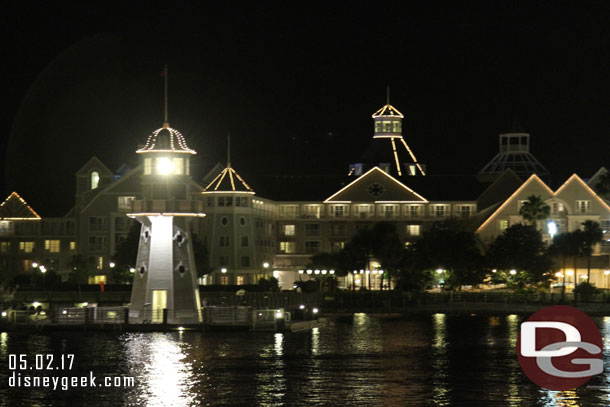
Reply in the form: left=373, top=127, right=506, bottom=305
left=90, top=171, right=100, bottom=190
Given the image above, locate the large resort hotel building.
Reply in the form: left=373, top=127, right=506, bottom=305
left=2, top=98, right=610, bottom=290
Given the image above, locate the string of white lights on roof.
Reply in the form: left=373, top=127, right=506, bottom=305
left=136, top=126, right=196, bottom=154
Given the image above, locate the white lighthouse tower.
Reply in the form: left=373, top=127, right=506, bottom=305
left=128, top=67, right=203, bottom=323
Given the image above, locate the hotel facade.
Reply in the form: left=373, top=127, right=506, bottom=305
left=1, top=99, right=609, bottom=290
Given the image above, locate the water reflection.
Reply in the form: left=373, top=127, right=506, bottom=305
left=125, top=333, right=196, bottom=407
left=431, top=313, right=450, bottom=406
left=506, top=314, right=522, bottom=407
left=3, top=314, right=610, bottom=406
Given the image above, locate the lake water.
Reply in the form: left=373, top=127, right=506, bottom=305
left=1, top=313, right=610, bottom=406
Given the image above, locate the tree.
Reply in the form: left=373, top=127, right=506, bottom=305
left=581, top=220, right=603, bottom=282
left=519, top=195, right=550, bottom=227
left=410, top=219, right=485, bottom=290
left=486, top=224, right=554, bottom=290
left=342, top=222, right=405, bottom=290
left=66, top=255, right=92, bottom=285
left=549, top=232, right=575, bottom=300
left=192, top=234, right=213, bottom=278
left=113, top=222, right=140, bottom=270
left=307, top=251, right=349, bottom=292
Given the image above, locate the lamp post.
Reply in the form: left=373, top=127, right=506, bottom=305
left=39, top=265, right=47, bottom=289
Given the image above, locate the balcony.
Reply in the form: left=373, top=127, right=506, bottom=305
left=131, top=200, right=204, bottom=213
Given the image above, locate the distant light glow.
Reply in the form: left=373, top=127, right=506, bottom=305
left=157, top=157, right=174, bottom=175
left=547, top=220, right=557, bottom=238
left=1, top=311, right=6, bottom=317
left=33, top=301, right=39, bottom=307
left=509, top=269, right=517, bottom=275
left=299, top=304, right=305, bottom=309
left=312, top=308, right=319, bottom=314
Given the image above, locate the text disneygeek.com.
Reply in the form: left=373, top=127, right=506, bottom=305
left=7, top=353, right=135, bottom=390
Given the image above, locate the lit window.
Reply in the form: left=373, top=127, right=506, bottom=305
left=384, top=205, right=395, bottom=218
left=458, top=205, right=472, bottom=217
left=279, top=205, right=298, bottom=217
left=392, top=121, right=401, bottom=132
left=333, top=206, right=345, bottom=217
left=118, top=196, right=135, bottom=212
left=382, top=121, right=392, bottom=132
left=89, top=275, right=107, bottom=284
left=434, top=205, right=448, bottom=217
left=97, top=257, right=104, bottom=270
left=499, top=220, right=509, bottom=232
left=220, top=276, right=229, bottom=285
left=90, top=171, right=100, bottom=189
left=173, top=158, right=184, bottom=175
left=44, top=240, right=60, bottom=253
left=576, top=200, right=591, bottom=214
left=408, top=205, right=421, bottom=217
left=236, top=276, right=245, bottom=285
left=279, top=241, right=296, bottom=254
left=304, top=205, right=321, bottom=218
left=282, top=224, right=296, bottom=236
left=144, top=158, right=152, bottom=175
left=0, top=242, right=9, bottom=252
left=406, top=225, right=420, bottom=236
left=19, top=241, right=34, bottom=253
left=70, top=241, right=76, bottom=251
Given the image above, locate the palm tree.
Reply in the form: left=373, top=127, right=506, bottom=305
left=581, top=220, right=603, bottom=282
left=549, top=233, right=571, bottom=301
left=519, top=195, right=550, bottom=228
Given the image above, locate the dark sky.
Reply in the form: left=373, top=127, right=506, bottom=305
left=3, top=2, right=610, bottom=216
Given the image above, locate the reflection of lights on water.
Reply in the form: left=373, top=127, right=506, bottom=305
left=540, top=390, right=580, bottom=407
left=0, top=332, right=7, bottom=354
left=311, top=327, right=319, bottom=356
left=127, top=333, right=196, bottom=407
left=274, top=333, right=283, bottom=356
left=506, top=314, right=522, bottom=407
left=432, top=313, right=446, bottom=349
left=431, top=313, right=449, bottom=405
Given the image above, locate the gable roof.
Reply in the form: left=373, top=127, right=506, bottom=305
left=476, top=174, right=553, bottom=232
left=0, top=192, right=41, bottom=220
left=325, top=167, right=427, bottom=203
left=476, top=173, right=610, bottom=234
left=554, top=173, right=610, bottom=212
left=76, top=156, right=113, bottom=176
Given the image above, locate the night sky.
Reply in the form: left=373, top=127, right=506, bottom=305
left=3, top=2, right=610, bottom=216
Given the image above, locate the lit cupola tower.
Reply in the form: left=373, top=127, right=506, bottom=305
left=128, top=66, right=203, bottom=324
left=350, top=88, right=425, bottom=178
left=201, top=135, right=264, bottom=286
